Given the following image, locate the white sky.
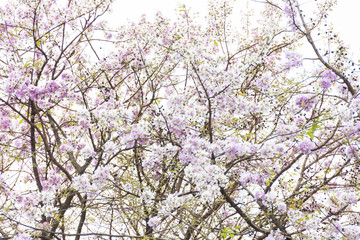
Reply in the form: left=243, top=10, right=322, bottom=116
left=108, top=0, right=360, bottom=61
left=330, top=0, right=360, bottom=60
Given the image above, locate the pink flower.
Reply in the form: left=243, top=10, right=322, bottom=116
left=278, top=202, right=287, bottom=213
left=0, top=118, right=12, bottom=130
left=320, top=69, right=336, bottom=90
left=320, top=78, right=331, bottom=90
left=254, top=189, right=265, bottom=201
left=148, top=216, right=161, bottom=229
left=345, top=146, right=357, bottom=159
left=72, top=175, right=91, bottom=192
left=297, top=139, right=314, bottom=154
left=104, top=141, right=117, bottom=155
left=93, top=166, right=110, bottom=187
left=14, top=233, right=32, bottom=240
left=61, top=73, right=71, bottom=80
left=295, top=95, right=316, bottom=112
left=46, top=81, right=60, bottom=93
left=284, top=51, right=303, bottom=69
left=27, top=85, right=44, bottom=100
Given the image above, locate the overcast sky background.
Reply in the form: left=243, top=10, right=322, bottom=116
left=107, top=0, right=360, bottom=61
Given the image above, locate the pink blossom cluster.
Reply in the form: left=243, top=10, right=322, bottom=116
left=296, top=139, right=314, bottom=154
left=295, top=95, right=316, bottom=111
left=284, top=51, right=303, bottom=69
left=320, top=69, right=336, bottom=90
left=0, top=0, right=358, bottom=239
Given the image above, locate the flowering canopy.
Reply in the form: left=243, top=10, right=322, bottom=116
left=0, top=0, right=360, bottom=239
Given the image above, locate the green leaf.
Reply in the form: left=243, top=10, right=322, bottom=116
left=306, top=122, right=320, bottom=140
left=5, top=203, right=13, bottom=210
left=214, top=40, right=218, bottom=47
left=307, top=131, right=314, bottom=140
left=221, top=227, right=238, bottom=239
left=36, top=39, right=41, bottom=47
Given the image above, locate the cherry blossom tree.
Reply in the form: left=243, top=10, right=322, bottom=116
left=0, top=0, right=359, bottom=239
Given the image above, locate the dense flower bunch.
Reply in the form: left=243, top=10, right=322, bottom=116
left=0, top=0, right=359, bottom=239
